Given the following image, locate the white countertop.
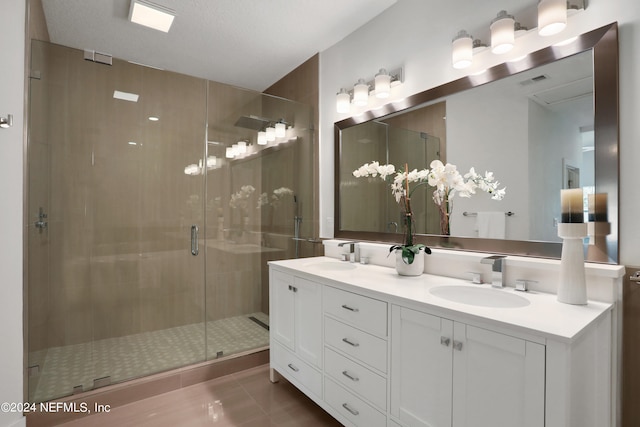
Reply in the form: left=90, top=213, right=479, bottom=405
left=269, top=256, right=613, bottom=344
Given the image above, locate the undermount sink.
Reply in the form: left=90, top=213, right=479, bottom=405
left=304, top=260, right=358, bottom=271
left=429, top=285, right=530, bottom=308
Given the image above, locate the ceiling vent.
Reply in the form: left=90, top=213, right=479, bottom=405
left=519, top=74, right=550, bottom=86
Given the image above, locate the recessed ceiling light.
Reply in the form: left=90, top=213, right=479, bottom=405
left=113, top=90, right=139, bottom=102
left=148, top=116, right=159, bottom=121
left=129, top=0, right=175, bottom=33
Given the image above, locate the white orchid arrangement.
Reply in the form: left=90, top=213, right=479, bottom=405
left=353, top=159, right=506, bottom=263
left=229, top=185, right=256, bottom=211
left=257, top=187, right=294, bottom=209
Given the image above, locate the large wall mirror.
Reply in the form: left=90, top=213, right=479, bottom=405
left=334, top=22, right=618, bottom=263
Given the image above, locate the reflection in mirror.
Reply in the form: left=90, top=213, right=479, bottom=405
left=334, top=23, right=618, bottom=263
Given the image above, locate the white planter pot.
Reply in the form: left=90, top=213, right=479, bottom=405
left=395, top=248, right=425, bottom=276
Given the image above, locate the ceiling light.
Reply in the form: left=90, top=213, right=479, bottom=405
left=538, top=0, right=567, bottom=36
left=113, top=90, right=139, bottom=102
left=275, top=122, right=286, bottom=138
left=336, top=89, right=351, bottom=113
left=148, top=116, right=159, bottom=121
left=353, top=79, right=369, bottom=107
left=129, top=0, right=176, bottom=33
left=374, top=69, right=392, bottom=98
left=490, top=10, right=515, bottom=54
left=0, top=114, right=13, bottom=129
left=452, top=30, right=473, bottom=69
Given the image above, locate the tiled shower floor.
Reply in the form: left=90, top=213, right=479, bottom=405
left=29, top=312, right=270, bottom=403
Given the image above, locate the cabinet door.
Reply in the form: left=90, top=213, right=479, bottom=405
left=270, top=270, right=295, bottom=351
left=294, top=277, right=322, bottom=367
left=391, top=306, right=453, bottom=427
left=452, top=323, right=545, bottom=427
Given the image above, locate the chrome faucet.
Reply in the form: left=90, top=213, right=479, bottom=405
left=338, top=241, right=359, bottom=263
left=481, top=255, right=506, bottom=288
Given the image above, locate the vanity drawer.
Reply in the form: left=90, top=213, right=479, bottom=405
left=324, top=285, right=388, bottom=337
left=325, top=377, right=386, bottom=427
left=271, top=341, right=322, bottom=399
left=324, top=316, right=387, bottom=373
left=324, top=347, right=387, bottom=410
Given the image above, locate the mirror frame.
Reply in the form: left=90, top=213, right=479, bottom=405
left=334, top=22, right=618, bottom=262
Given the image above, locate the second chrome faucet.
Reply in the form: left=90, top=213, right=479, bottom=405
left=481, top=255, right=506, bottom=288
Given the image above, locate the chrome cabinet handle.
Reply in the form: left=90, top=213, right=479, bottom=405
left=631, top=271, right=640, bottom=283
left=453, top=340, right=463, bottom=351
left=440, top=337, right=451, bottom=347
left=191, top=225, right=199, bottom=256
left=341, top=304, right=359, bottom=312
left=342, top=403, right=359, bottom=416
left=288, top=285, right=297, bottom=292
left=342, top=370, right=359, bottom=382
left=287, top=363, right=299, bottom=372
left=342, top=338, right=359, bottom=347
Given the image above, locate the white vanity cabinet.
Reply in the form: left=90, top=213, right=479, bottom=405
left=269, top=258, right=615, bottom=427
left=390, top=305, right=544, bottom=427
left=269, top=269, right=323, bottom=398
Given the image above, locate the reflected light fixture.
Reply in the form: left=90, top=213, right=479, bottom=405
left=374, top=69, right=392, bottom=98
left=336, top=88, right=351, bottom=113
left=148, top=116, right=159, bottom=121
left=0, top=114, right=13, bottom=129
left=353, top=78, right=369, bottom=107
left=265, top=126, right=276, bottom=142
left=257, top=131, right=267, bottom=145
left=472, top=39, right=487, bottom=53
left=275, top=121, right=286, bottom=138
left=490, top=10, right=515, bottom=54
left=538, top=0, right=567, bottom=36
left=237, top=141, right=247, bottom=154
left=452, top=30, right=473, bottom=69
left=225, top=147, right=235, bottom=159
left=129, top=0, right=176, bottom=33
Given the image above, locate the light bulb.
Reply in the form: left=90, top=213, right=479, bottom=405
left=257, top=131, right=267, bottom=145
left=490, top=11, right=515, bottom=54
left=266, top=126, right=276, bottom=142
left=374, top=69, right=391, bottom=98
left=336, top=89, right=351, bottom=113
left=538, top=0, right=567, bottom=36
left=452, top=31, right=473, bottom=69
left=353, top=78, right=369, bottom=107
left=275, top=122, right=286, bottom=138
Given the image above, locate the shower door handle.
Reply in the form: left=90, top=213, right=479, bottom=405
left=191, top=225, right=199, bottom=256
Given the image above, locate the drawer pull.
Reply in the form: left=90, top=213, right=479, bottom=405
left=288, top=285, right=298, bottom=292
left=453, top=340, right=463, bottom=351
left=440, top=337, right=451, bottom=347
left=342, top=370, right=360, bottom=382
left=342, top=337, right=360, bottom=347
left=341, top=304, right=359, bottom=312
left=287, top=363, right=299, bottom=372
left=342, top=403, right=360, bottom=416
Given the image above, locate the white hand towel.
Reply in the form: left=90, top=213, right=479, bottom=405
left=476, top=212, right=506, bottom=239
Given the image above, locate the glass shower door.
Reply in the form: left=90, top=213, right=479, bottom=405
left=27, top=40, right=207, bottom=402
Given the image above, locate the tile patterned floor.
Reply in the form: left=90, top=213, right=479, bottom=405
left=56, top=365, right=343, bottom=427
left=29, top=313, right=270, bottom=403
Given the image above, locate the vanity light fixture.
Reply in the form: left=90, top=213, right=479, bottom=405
left=353, top=79, right=369, bottom=107
left=237, top=140, right=247, bottom=154
left=514, top=22, right=529, bottom=37
left=335, top=67, right=404, bottom=113
left=538, top=0, right=567, bottom=36
left=129, top=0, right=176, bottom=33
left=452, top=30, right=473, bottom=69
left=472, top=39, right=488, bottom=53
left=374, top=69, right=392, bottom=98
left=490, top=10, right=515, bottom=54
left=0, top=114, right=13, bottom=129
left=225, top=147, right=235, bottom=159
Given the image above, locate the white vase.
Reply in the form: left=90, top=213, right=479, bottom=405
left=557, top=223, right=588, bottom=305
left=395, top=249, right=425, bottom=276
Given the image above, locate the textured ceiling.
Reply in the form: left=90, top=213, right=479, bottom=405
left=42, top=0, right=397, bottom=91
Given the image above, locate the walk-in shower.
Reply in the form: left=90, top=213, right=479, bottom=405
left=26, top=40, right=316, bottom=403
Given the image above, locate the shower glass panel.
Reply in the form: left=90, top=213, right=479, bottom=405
left=27, top=40, right=314, bottom=403
left=339, top=121, right=440, bottom=235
